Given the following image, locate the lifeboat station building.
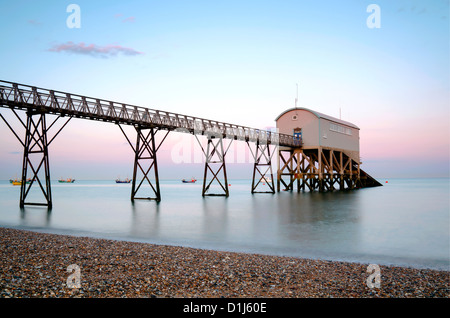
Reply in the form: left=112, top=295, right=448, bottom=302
left=275, top=107, right=381, bottom=192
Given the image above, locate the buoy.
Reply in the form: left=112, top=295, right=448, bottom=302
left=386, top=181, right=388, bottom=183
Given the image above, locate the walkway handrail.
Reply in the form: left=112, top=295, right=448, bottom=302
left=0, top=80, right=300, bottom=147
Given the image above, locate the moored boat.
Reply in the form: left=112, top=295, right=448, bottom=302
left=10, top=178, right=32, bottom=185
left=116, top=178, right=132, bottom=183
left=59, top=178, right=75, bottom=183
left=182, top=178, right=197, bottom=183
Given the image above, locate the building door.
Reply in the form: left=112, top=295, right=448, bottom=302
left=293, top=127, right=302, bottom=146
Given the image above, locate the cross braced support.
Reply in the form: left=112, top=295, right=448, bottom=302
left=119, top=125, right=168, bottom=202
left=20, top=111, right=51, bottom=207
left=0, top=108, right=72, bottom=208
left=248, top=140, right=275, bottom=194
left=276, top=147, right=369, bottom=193
left=277, top=148, right=296, bottom=192
left=198, top=135, right=229, bottom=197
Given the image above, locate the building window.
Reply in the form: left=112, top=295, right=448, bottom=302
left=330, top=123, right=352, bottom=135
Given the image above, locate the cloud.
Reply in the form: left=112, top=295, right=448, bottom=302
left=114, top=13, right=135, bottom=23
left=48, top=41, right=143, bottom=58
left=122, top=16, right=135, bottom=23
left=28, top=19, right=42, bottom=26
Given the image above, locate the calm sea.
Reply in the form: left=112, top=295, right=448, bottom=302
left=0, top=178, right=448, bottom=271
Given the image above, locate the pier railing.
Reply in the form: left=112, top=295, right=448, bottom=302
left=0, top=80, right=299, bottom=147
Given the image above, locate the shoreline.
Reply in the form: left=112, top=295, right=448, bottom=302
left=18, top=227, right=450, bottom=272
left=0, top=227, right=448, bottom=298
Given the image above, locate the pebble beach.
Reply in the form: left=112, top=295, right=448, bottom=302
left=0, top=227, right=448, bottom=298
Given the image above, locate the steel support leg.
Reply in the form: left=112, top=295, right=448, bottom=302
left=1, top=107, right=71, bottom=208
left=202, top=136, right=229, bottom=197
left=20, top=111, right=52, bottom=208
left=249, top=140, right=275, bottom=194
left=129, top=126, right=163, bottom=202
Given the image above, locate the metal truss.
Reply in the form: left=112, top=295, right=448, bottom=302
left=0, top=108, right=71, bottom=208
left=196, top=134, right=232, bottom=197
left=248, top=141, right=275, bottom=194
left=119, top=125, right=169, bottom=202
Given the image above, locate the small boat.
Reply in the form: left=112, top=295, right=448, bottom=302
left=182, top=178, right=197, bottom=183
left=116, top=178, right=132, bottom=183
left=10, top=178, right=32, bottom=186
left=59, top=178, right=75, bottom=183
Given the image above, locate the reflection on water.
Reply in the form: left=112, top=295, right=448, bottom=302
left=0, top=179, right=448, bottom=270
left=19, top=206, right=52, bottom=228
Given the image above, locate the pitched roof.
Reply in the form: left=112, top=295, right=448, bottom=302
left=275, top=107, right=360, bottom=129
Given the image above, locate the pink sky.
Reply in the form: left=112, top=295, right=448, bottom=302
left=1, top=108, right=448, bottom=180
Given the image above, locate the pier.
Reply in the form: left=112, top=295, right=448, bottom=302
left=0, top=80, right=381, bottom=207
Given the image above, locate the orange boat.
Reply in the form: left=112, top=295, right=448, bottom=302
left=58, top=178, right=75, bottom=183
